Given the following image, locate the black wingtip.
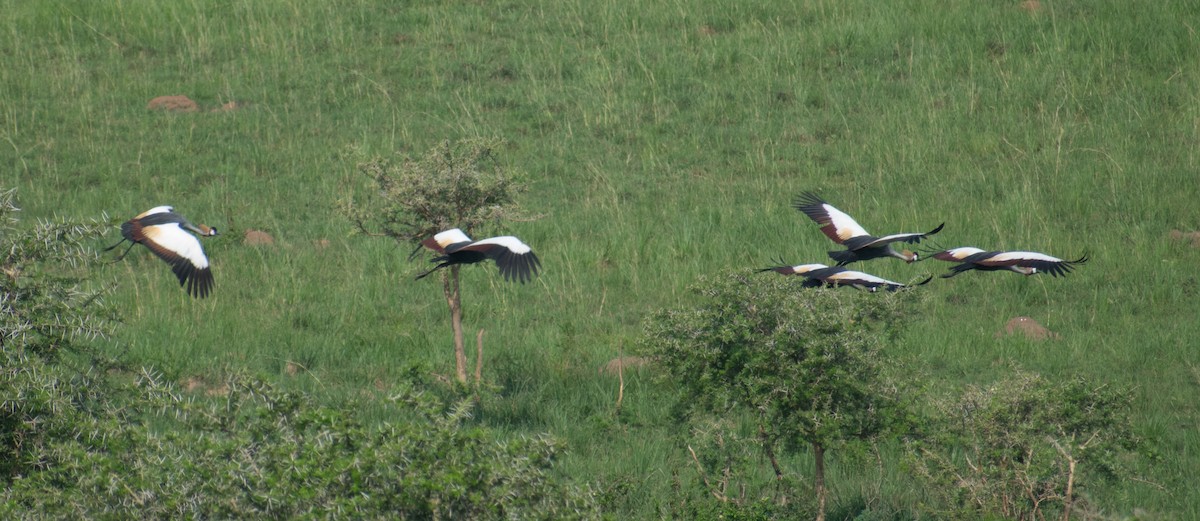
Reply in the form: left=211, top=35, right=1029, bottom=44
left=927, top=222, right=945, bottom=235
left=791, top=191, right=825, bottom=210
left=758, top=256, right=790, bottom=273
left=189, top=268, right=214, bottom=298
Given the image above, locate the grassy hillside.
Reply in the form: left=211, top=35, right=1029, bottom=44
left=4, top=0, right=1198, bottom=517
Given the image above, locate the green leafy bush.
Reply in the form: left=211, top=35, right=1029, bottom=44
left=643, top=270, right=918, bottom=520
left=4, top=371, right=600, bottom=519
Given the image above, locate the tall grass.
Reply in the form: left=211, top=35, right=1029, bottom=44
left=3, top=0, right=1198, bottom=516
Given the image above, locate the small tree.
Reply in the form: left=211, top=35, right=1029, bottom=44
left=343, top=139, right=530, bottom=383
left=643, top=271, right=915, bottom=521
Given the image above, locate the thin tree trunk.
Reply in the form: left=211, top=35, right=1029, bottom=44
left=758, top=424, right=785, bottom=482
left=1055, top=441, right=1077, bottom=521
left=443, top=265, right=467, bottom=383
left=757, top=423, right=787, bottom=505
left=475, top=328, right=485, bottom=385
left=813, top=441, right=827, bottom=521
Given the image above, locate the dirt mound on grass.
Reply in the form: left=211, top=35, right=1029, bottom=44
left=995, top=316, right=1060, bottom=341
left=148, top=96, right=246, bottom=113
left=1170, top=229, right=1200, bottom=248
left=243, top=229, right=275, bottom=246
left=147, top=95, right=199, bottom=112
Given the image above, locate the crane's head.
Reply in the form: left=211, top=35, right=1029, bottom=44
left=902, top=249, right=918, bottom=263
left=196, top=224, right=219, bottom=237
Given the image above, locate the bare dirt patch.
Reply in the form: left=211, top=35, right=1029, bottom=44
left=148, top=96, right=246, bottom=113
left=147, top=95, right=199, bottom=112
left=211, top=100, right=244, bottom=113
left=995, top=316, right=1060, bottom=341
left=1170, top=229, right=1200, bottom=248
left=599, top=356, right=650, bottom=376
left=182, top=376, right=230, bottom=396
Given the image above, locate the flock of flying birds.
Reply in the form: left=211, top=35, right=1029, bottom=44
left=108, top=192, right=1087, bottom=298
left=758, top=192, right=1089, bottom=292
left=105, top=206, right=542, bottom=298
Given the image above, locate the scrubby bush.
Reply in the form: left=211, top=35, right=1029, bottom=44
left=907, top=370, right=1148, bottom=520
left=0, top=187, right=116, bottom=483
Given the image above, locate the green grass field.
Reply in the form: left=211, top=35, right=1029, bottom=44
left=4, top=0, right=1199, bottom=517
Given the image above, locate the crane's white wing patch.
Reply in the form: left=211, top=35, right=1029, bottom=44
left=434, top=228, right=473, bottom=249
left=472, top=236, right=532, bottom=254
left=821, top=203, right=870, bottom=241
left=144, top=223, right=209, bottom=269
left=988, top=251, right=1063, bottom=264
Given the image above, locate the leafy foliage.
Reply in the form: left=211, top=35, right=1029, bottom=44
left=908, top=370, right=1147, bottom=520
left=0, top=188, right=116, bottom=482
left=642, top=270, right=917, bottom=516
left=3, top=371, right=600, bottom=520
left=0, top=188, right=112, bottom=358
left=343, top=138, right=530, bottom=246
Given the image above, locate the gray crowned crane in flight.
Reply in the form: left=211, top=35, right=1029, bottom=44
left=759, top=261, right=932, bottom=292
left=793, top=192, right=943, bottom=265
left=922, top=247, right=1088, bottom=278
left=106, top=206, right=217, bottom=298
left=416, top=228, right=541, bottom=283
